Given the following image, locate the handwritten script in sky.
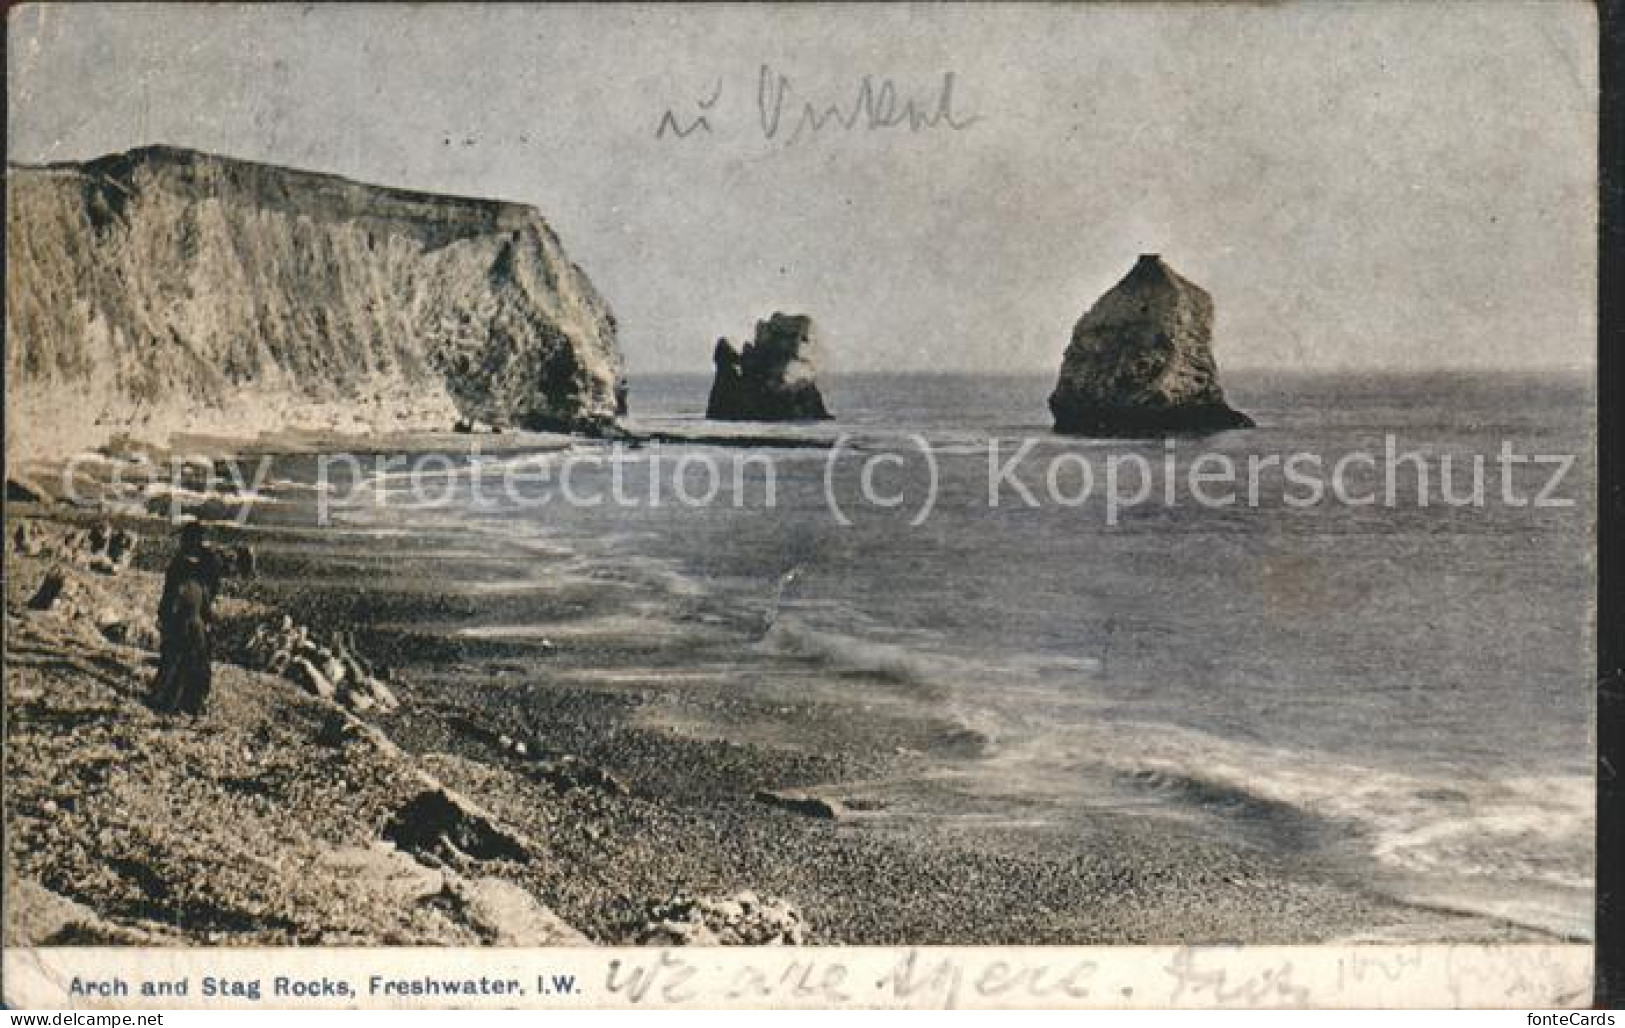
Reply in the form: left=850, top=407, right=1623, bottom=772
left=657, top=64, right=981, bottom=144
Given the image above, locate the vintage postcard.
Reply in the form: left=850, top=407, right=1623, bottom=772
left=1, top=1, right=1599, bottom=1011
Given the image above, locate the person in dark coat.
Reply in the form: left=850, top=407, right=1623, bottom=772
left=151, top=522, right=225, bottom=715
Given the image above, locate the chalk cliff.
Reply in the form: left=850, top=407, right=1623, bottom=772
left=5, top=145, right=624, bottom=462
left=1048, top=255, right=1253, bottom=436
left=706, top=313, right=832, bottom=421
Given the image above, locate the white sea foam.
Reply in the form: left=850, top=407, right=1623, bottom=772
left=970, top=716, right=1594, bottom=939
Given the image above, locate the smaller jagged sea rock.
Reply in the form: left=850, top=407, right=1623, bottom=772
left=1048, top=255, right=1253, bottom=436
left=706, top=313, right=832, bottom=421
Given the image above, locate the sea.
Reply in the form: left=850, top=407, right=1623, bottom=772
left=255, top=369, right=1596, bottom=941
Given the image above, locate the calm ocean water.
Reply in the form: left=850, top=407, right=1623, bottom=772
left=304, top=370, right=1596, bottom=939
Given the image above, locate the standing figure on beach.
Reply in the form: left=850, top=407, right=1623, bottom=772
left=151, top=522, right=225, bottom=715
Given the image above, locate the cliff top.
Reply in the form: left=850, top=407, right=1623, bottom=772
left=9, top=144, right=551, bottom=239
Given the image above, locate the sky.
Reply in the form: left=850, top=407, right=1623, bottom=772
left=7, top=2, right=1597, bottom=375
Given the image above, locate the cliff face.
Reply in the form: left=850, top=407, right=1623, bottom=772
left=1048, top=255, right=1252, bottom=436
left=706, top=313, right=832, bottom=422
left=6, top=145, right=624, bottom=462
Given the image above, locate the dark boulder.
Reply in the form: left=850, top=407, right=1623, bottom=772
left=27, top=570, right=69, bottom=611
left=6, top=478, right=45, bottom=503
left=754, top=788, right=846, bottom=820
left=382, top=789, right=529, bottom=865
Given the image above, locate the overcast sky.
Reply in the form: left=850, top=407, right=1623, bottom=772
left=8, top=2, right=1597, bottom=374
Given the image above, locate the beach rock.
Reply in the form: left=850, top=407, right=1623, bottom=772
left=637, top=916, right=720, bottom=946
left=242, top=616, right=399, bottom=713
left=533, top=756, right=629, bottom=797
left=314, top=710, right=364, bottom=748
left=288, top=658, right=336, bottom=701
left=754, top=789, right=847, bottom=820
left=97, top=610, right=158, bottom=650
left=12, top=520, right=41, bottom=556
left=330, top=630, right=378, bottom=676
left=26, top=570, right=71, bottom=612
left=321, top=654, right=348, bottom=688
left=109, top=526, right=136, bottom=562
left=243, top=618, right=293, bottom=671
left=450, top=877, right=588, bottom=946
left=1048, top=255, right=1253, bottom=436
left=372, top=674, right=400, bottom=702
left=315, top=843, right=447, bottom=906
left=841, top=797, right=888, bottom=812
left=5, top=478, right=45, bottom=503
left=382, top=789, right=530, bottom=865
left=339, top=673, right=399, bottom=715
left=366, top=678, right=400, bottom=711
left=84, top=524, right=135, bottom=575
left=633, top=891, right=805, bottom=946
left=4, top=878, right=171, bottom=946
left=6, top=144, right=625, bottom=464
left=706, top=313, right=833, bottom=421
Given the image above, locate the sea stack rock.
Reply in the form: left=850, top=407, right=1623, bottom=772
left=705, top=313, right=832, bottom=421
left=5, top=145, right=624, bottom=462
left=1048, top=255, right=1253, bottom=436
